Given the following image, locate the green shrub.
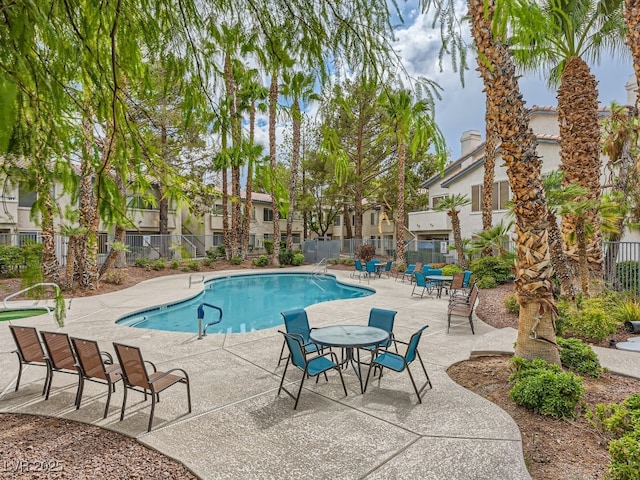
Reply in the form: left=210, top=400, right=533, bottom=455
left=252, top=255, right=269, bottom=267
left=590, top=393, right=640, bottom=480
left=612, top=297, right=640, bottom=324
left=279, top=249, right=294, bottom=265
left=469, top=255, right=514, bottom=286
left=476, top=275, right=497, bottom=289
left=188, top=260, right=202, bottom=271
left=230, top=256, right=242, bottom=265
left=441, top=264, right=463, bottom=276
left=561, top=295, right=621, bottom=342
left=609, top=431, right=640, bottom=480
left=503, top=293, right=520, bottom=314
left=292, top=253, right=304, bottom=266
left=102, top=269, right=128, bottom=285
left=263, top=240, right=274, bottom=255
left=396, top=263, right=406, bottom=273
left=509, top=356, right=563, bottom=382
left=135, top=257, right=151, bottom=269
left=170, top=259, right=180, bottom=269
left=590, top=394, right=640, bottom=439
left=203, top=257, right=213, bottom=267
left=0, top=244, right=42, bottom=278
left=152, top=258, right=166, bottom=270
left=508, top=357, right=584, bottom=418
left=557, top=337, right=602, bottom=378
left=206, top=245, right=225, bottom=260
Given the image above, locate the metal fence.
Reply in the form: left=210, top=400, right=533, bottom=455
left=604, top=242, right=640, bottom=294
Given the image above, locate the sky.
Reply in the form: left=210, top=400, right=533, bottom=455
left=392, top=1, right=635, bottom=159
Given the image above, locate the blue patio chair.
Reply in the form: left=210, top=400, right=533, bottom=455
left=396, top=264, right=416, bottom=282
left=411, top=272, right=434, bottom=298
left=361, top=308, right=397, bottom=354
left=420, top=265, right=432, bottom=275
left=277, top=331, right=347, bottom=409
left=462, top=270, right=473, bottom=288
left=351, top=260, right=365, bottom=279
left=381, top=261, right=393, bottom=278
left=364, top=325, right=432, bottom=403
left=277, top=309, right=321, bottom=366
left=364, top=261, right=378, bottom=283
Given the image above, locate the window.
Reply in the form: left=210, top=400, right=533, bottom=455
left=292, top=234, right=301, bottom=244
left=351, top=215, right=355, bottom=226
left=127, top=195, right=155, bottom=210
left=249, top=234, right=256, bottom=247
left=18, top=183, right=36, bottom=208
left=431, top=196, right=446, bottom=210
left=263, top=233, right=273, bottom=241
left=212, top=204, right=224, bottom=215
left=334, top=216, right=341, bottom=226
left=263, top=208, right=274, bottom=222
left=370, top=212, right=377, bottom=225
left=471, top=181, right=510, bottom=212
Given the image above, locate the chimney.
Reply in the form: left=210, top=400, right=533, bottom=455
left=626, top=75, right=637, bottom=105
left=460, top=130, right=482, bottom=157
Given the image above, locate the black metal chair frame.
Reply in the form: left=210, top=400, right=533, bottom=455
left=9, top=325, right=52, bottom=397
left=364, top=327, right=432, bottom=404
left=277, top=331, right=347, bottom=409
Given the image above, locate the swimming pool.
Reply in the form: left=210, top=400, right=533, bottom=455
left=116, top=272, right=374, bottom=334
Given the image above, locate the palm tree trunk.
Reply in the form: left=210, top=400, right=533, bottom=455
left=37, top=175, right=59, bottom=283
left=99, top=169, right=128, bottom=275
left=547, top=210, right=576, bottom=299
left=482, top=95, right=497, bottom=254
left=269, top=73, right=280, bottom=266
left=558, top=57, right=603, bottom=293
left=469, top=0, right=560, bottom=364
left=449, top=212, right=467, bottom=270
left=286, top=99, right=301, bottom=252
left=396, top=140, right=406, bottom=266
left=243, top=100, right=256, bottom=259
left=625, top=0, right=640, bottom=108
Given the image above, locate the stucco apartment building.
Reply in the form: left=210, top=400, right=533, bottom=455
left=408, top=76, right=640, bottom=261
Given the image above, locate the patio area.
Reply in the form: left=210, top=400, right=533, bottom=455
left=1, top=267, right=530, bottom=479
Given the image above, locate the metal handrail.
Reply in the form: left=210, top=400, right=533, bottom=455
left=3, top=282, right=62, bottom=313
left=189, top=273, right=205, bottom=288
left=197, top=303, right=223, bottom=339
left=312, top=258, right=327, bottom=275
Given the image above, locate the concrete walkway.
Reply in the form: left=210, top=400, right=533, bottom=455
left=0, top=267, right=634, bottom=479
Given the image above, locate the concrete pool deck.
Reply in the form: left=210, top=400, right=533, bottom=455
left=1, top=267, right=638, bottom=479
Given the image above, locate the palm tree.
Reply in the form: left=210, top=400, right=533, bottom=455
left=435, top=194, right=472, bottom=269
left=625, top=0, right=640, bottom=105
left=507, top=0, right=627, bottom=293
left=381, top=88, right=445, bottom=267
left=470, top=219, right=514, bottom=257
left=237, top=69, right=268, bottom=258
left=469, top=0, right=560, bottom=364
left=482, top=96, right=499, bottom=252
left=281, top=71, right=320, bottom=252
left=541, top=170, right=587, bottom=299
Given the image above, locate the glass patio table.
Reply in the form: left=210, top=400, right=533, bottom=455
left=425, top=275, right=453, bottom=298
left=309, top=325, right=389, bottom=394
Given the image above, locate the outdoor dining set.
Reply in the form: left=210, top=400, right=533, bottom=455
left=276, top=307, right=432, bottom=409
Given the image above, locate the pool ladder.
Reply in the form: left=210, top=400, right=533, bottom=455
left=2, top=282, right=62, bottom=314
left=197, top=303, right=223, bottom=339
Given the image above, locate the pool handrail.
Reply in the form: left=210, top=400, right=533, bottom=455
left=188, top=273, right=205, bottom=288
left=197, top=303, right=223, bottom=339
left=2, top=282, right=62, bottom=314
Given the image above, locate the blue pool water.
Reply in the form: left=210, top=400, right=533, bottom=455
left=116, top=272, right=373, bottom=334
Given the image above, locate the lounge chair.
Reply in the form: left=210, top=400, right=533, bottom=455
left=40, top=331, right=80, bottom=402
left=277, top=309, right=322, bottom=366
left=447, top=285, right=479, bottom=334
left=277, top=331, right=347, bottom=409
left=71, top=337, right=123, bottom=418
left=113, top=342, right=191, bottom=432
left=364, top=325, right=432, bottom=403
left=8, top=325, right=51, bottom=396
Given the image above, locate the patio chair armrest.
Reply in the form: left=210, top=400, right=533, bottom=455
left=100, top=351, right=114, bottom=365
left=144, top=360, right=157, bottom=373
left=149, top=367, right=190, bottom=384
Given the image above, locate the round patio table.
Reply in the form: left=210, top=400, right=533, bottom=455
left=310, top=325, right=389, bottom=393
left=425, top=275, right=453, bottom=298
